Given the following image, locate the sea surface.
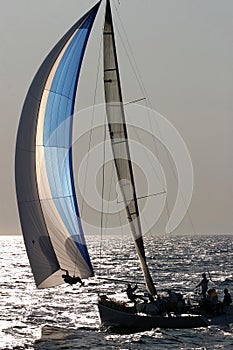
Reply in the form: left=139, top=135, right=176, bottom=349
left=1, top=234, right=233, bottom=350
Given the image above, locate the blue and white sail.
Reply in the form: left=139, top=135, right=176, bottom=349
left=15, top=2, right=100, bottom=288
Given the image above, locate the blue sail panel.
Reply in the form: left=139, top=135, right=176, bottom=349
left=42, top=9, right=97, bottom=274
left=44, top=12, right=98, bottom=146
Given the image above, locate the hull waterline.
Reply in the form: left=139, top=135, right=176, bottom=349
left=98, top=302, right=233, bottom=332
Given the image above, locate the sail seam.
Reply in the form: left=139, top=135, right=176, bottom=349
left=43, top=88, right=74, bottom=101
left=111, top=140, right=126, bottom=145
left=104, top=68, right=116, bottom=72
left=17, top=194, right=76, bottom=203
left=117, top=191, right=166, bottom=204
left=36, top=145, right=71, bottom=149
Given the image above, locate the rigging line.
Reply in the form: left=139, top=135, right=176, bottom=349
left=112, top=3, right=164, bottom=193
left=164, top=198, right=172, bottom=239
left=139, top=210, right=152, bottom=240
left=112, top=2, right=152, bottom=109
left=95, top=276, right=145, bottom=285
left=114, top=23, right=148, bottom=104
left=117, top=183, right=126, bottom=245
left=127, top=119, right=165, bottom=192
left=110, top=6, right=165, bottom=191
left=108, top=163, right=126, bottom=244
left=96, top=21, right=107, bottom=288
left=161, top=141, right=197, bottom=237
left=99, top=113, right=107, bottom=278
left=103, top=161, right=132, bottom=243
left=103, top=160, right=115, bottom=230
left=186, top=236, right=196, bottom=284
left=107, top=1, right=164, bottom=219
left=132, top=107, right=193, bottom=240
left=104, top=160, right=126, bottom=245
left=114, top=4, right=196, bottom=238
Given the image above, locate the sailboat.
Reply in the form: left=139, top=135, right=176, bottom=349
left=15, top=0, right=233, bottom=331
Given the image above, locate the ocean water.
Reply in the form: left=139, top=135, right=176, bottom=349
left=1, top=234, right=233, bottom=349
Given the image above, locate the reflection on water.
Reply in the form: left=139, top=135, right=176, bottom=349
left=0, top=234, right=233, bottom=349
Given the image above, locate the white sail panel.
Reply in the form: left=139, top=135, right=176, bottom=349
left=103, top=0, right=156, bottom=295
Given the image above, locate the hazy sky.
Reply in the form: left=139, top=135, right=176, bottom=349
left=0, top=0, right=232, bottom=235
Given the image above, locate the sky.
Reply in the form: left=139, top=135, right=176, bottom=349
left=0, top=0, right=233, bottom=235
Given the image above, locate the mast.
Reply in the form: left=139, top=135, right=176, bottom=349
left=103, top=0, right=156, bottom=295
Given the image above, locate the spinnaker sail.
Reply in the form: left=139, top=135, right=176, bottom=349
left=15, top=2, right=100, bottom=288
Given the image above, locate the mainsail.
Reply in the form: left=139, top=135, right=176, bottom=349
left=103, top=0, right=156, bottom=295
left=15, top=2, right=100, bottom=288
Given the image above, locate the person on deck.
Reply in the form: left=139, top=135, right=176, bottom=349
left=205, top=288, right=218, bottom=315
left=126, top=284, right=142, bottom=303
left=156, top=295, right=169, bottom=315
left=167, top=289, right=178, bottom=313
left=62, top=270, right=84, bottom=286
left=195, top=273, right=209, bottom=299
left=223, top=288, right=232, bottom=307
